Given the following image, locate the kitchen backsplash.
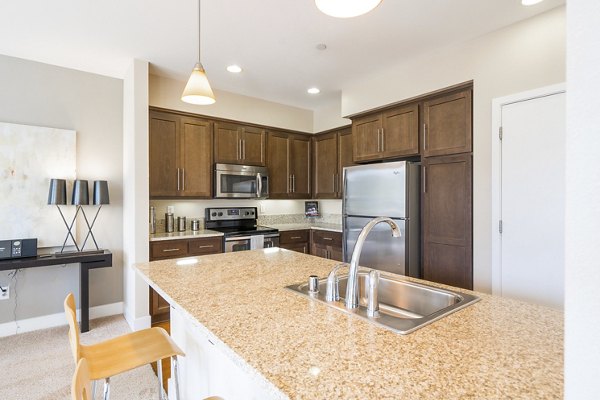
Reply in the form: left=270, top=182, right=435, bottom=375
left=257, top=213, right=341, bottom=225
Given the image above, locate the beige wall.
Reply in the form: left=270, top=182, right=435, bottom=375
left=0, top=54, right=124, bottom=325
left=340, top=7, right=566, bottom=292
left=150, top=74, right=314, bottom=133
left=313, top=96, right=351, bottom=132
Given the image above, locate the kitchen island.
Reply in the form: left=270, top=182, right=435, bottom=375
left=135, top=249, right=562, bottom=400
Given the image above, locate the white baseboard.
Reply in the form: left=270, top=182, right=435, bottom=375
left=124, top=312, right=151, bottom=331
left=0, top=301, right=124, bottom=337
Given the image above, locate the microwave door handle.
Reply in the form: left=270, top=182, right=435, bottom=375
left=256, top=173, right=263, bottom=197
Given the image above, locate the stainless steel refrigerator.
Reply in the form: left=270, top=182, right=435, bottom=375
left=343, top=161, right=420, bottom=277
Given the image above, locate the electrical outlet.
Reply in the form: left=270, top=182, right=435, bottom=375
left=0, top=285, right=8, bottom=300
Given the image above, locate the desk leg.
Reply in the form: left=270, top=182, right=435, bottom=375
left=80, top=263, right=90, bottom=333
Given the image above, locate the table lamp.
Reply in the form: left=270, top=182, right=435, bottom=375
left=80, top=180, right=110, bottom=251
left=48, top=178, right=80, bottom=253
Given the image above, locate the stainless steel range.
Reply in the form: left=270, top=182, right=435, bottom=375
left=205, top=207, right=279, bottom=252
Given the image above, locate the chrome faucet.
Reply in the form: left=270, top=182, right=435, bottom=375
left=345, top=217, right=401, bottom=310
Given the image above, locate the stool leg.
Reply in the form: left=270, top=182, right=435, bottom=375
left=103, top=377, right=110, bottom=400
left=172, top=356, right=180, bottom=400
left=157, top=358, right=164, bottom=400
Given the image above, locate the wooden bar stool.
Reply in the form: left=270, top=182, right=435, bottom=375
left=71, top=358, right=92, bottom=400
left=64, top=293, right=184, bottom=400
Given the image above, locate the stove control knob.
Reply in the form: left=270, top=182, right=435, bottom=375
left=211, top=212, right=217, bottom=217
left=251, top=211, right=255, bottom=215
left=245, top=211, right=250, bottom=216
left=218, top=212, right=223, bottom=217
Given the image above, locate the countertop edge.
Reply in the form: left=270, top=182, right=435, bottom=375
left=134, top=265, right=288, bottom=400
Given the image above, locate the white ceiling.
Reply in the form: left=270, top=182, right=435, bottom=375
left=0, top=0, right=564, bottom=110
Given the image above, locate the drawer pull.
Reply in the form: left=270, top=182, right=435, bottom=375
left=162, top=248, right=181, bottom=252
left=290, top=236, right=302, bottom=240
left=195, top=245, right=214, bottom=249
left=323, top=237, right=333, bottom=241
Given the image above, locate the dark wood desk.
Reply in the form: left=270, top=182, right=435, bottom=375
left=0, top=250, right=112, bottom=332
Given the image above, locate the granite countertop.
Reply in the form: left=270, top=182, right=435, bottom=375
left=135, top=249, right=563, bottom=399
left=264, top=222, right=343, bottom=233
left=149, top=229, right=224, bottom=242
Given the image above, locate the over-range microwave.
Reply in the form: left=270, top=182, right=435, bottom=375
left=214, top=163, right=269, bottom=199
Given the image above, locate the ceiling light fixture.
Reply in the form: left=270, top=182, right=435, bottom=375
left=181, top=0, right=215, bottom=105
left=307, top=87, right=320, bottom=94
left=521, top=0, right=544, bottom=5
left=315, top=0, right=382, bottom=18
left=227, top=65, right=243, bottom=73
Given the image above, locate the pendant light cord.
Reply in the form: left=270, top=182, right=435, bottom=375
left=198, top=0, right=202, bottom=63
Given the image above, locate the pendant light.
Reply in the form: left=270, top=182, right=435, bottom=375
left=315, top=0, right=382, bottom=18
left=181, top=0, right=216, bottom=105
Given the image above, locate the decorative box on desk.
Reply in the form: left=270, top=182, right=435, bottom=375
left=0, top=250, right=112, bottom=333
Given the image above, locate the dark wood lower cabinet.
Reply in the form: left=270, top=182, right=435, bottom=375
left=279, top=230, right=310, bottom=254
left=422, top=153, right=472, bottom=289
left=310, top=230, right=343, bottom=262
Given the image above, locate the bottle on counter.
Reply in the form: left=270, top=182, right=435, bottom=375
left=177, top=216, right=187, bottom=232
left=165, top=212, right=175, bottom=233
left=150, top=206, right=156, bottom=234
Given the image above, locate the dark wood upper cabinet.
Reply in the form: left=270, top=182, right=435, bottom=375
left=381, top=104, right=419, bottom=158
left=353, top=114, right=382, bottom=162
left=149, top=112, right=179, bottom=197
left=313, top=132, right=338, bottom=199
left=267, top=131, right=311, bottom=199
left=352, top=103, right=419, bottom=162
left=179, top=117, right=213, bottom=197
left=423, top=89, right=472, bottom=157
left=150, top=110, right=212, bottom=198
left=214, top=122, right=266, bottom=166
left=422, top=153, right=472, bottom=289
left=289, top=135, right=311, bottom=199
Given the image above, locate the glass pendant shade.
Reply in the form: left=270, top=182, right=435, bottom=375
left=315, top=0, right=382, bottom=18
left=47, top=179, right=67, bottom=205
left=71, top=179, right=90, bottom=205
left=181, top=63, right=216, bottom=105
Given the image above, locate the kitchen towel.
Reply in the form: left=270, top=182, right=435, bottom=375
left=250, top=235, right=264, bottom=250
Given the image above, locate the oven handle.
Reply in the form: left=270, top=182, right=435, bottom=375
left=225, top=233, right=279, bottom=242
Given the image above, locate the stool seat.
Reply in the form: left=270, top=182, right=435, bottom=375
left=81, top=327, right=184, bottom=380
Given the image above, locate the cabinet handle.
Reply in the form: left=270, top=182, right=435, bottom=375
left=292, top=174, right=296, bottom=193
left=237, top=139, right=241, bottom=160
left=423, top=166, right=427, bottom=193
left=162, top=248, right=181, bottom=252
left=195, top=245, right=214, bottom=249
left=376, top=128, right=381, bottom=152
left=289, top=175, right=292, bottom=193
left=290, top=236, right=301, bottom=239
left=326, top=250, right=330, bottom=259
left=242, top=139, right=246, bottom=160
left=323, top=237, right=333, bottom=241
left=182, top=168, right=185, bottom=191
left=177, top=168, right=180, bottom=191
left=381, top=128, right=385, bottom=152
left=423, top=123, right=428, bottom=150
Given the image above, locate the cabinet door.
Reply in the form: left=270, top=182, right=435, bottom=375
left=240, top=126, right=266, bottom=166
left=180, top=117, right=213, bottom=198
left=423, top=90, right=472, bottom=157
left=311, top=242, right=329, bottom=258
left=337, top=128, right=354, bottom=198
left=149, top=111, right=179, bottom=197
left=266, top=132, right=290, bottom=198
left=329, top=245, right=343, bottom=262
left=313, top=132, right=338, bottom=199
left=214, top=122, right=241, bottom=164
left=289, top=135, right=311, bottom=199
left=381, top=104, right=419, bottom=159
left=150, top=287, right=170, bottom=323
left=423, top=154, right=472, bottom=289
left=282, top=242, right=309, bottom=254
left=352, top=114, right=382, bottom=162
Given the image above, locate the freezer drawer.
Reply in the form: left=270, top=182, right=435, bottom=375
left=343, top=217, right=407, bottom=276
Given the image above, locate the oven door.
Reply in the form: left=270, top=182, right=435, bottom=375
left=215, top=164, right=269, bottom=199
left=224, top=236, right=252, bottom=253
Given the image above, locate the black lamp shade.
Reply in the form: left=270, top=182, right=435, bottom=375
left=71, top=180, right=90, bottom=205
left=47, top=179, right=67, bottom=205
left=93, top=180, right=110, bottom=205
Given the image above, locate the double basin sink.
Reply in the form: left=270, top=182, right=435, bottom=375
left=286, top=271, right=480, bottom=334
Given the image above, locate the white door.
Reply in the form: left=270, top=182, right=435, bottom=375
left=499, top=90, right=565, bottom=309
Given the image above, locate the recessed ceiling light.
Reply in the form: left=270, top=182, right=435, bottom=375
left=316, top=43, right=327, bottom=51
left=226, top=65, right=243, bottom=73
left=315, top=0, right=382, bottom=18
left=307, top=87, right=321, bottom=94
left=521, top=0, right=543, bottom=5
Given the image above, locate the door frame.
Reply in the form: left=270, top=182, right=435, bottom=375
left=490, top=83, right=566, bottom=296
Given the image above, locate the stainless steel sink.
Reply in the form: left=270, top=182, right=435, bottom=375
left=286, top=272, right=480, bottom=334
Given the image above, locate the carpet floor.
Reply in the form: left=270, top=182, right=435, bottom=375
left=0, top=315, right=159, bottom=399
